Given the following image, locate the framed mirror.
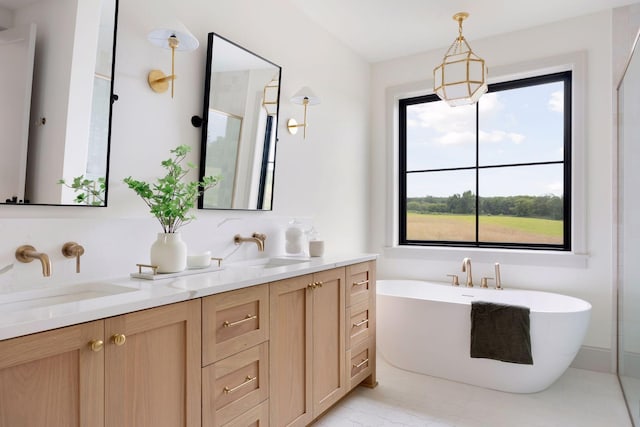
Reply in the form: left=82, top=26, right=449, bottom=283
left=198, top=32, right=281, bottom=211
left=0, top=0, right=118, bottom=206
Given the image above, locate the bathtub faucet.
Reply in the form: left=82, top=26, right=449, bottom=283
left=461, top=257, right=473, bottom=287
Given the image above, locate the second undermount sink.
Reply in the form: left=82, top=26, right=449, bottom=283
left=0, top=282, right=139, bottom=313
left=229, top=257, right=311, bottom=269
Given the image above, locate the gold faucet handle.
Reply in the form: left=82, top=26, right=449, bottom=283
left=15, top=245, right=37, bottom=263
left=480, top=277, right=494, bottom=288
left=62, top=242, right=85, bottom=273
left=446, top=274, right=459, bottom=286
left=62, top=242, right=85, bottom=256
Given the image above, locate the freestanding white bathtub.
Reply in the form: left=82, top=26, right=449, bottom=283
left=377, top=280, right=591, bottom=393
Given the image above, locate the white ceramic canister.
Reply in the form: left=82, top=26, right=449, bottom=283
left=150, top=232, right=187, bottom=273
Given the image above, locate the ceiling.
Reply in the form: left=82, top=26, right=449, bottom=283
left=289, top=0, right=640, bottom=62
left=3, top=0, right=637, bottom=62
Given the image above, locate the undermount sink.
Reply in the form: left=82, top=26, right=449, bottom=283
left=229, top=257, right=311, bottom=269
left=0, top=282, right=139, bottom=313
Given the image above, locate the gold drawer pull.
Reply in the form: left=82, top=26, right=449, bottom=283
left=223, top=314, right=257, bottom=328
left=223, top=375, right=257, bottom=394
left=353, top=358, right=369, bottom=369
left=89, top=339, right=104, bottom=352
left=352, top=280, right=369, bottom=286
left=307, top=281, right=324, bottom=289
left=111, top=334, right=126, bottom=346
left=352, top=319, right=369, bottom=328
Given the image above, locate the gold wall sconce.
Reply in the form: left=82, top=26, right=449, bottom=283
left=147, top=24, right=199, bottom=98
left=287, top=86, right=320, bottom=139
left=433, top=12, right=488, bottom=106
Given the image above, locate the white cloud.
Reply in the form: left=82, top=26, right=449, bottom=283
left=478, top=92, right=503, bottom=115
left=411, top=101, right=475, bottom=133
left=436, top=131, right=475, bottom=145
left=548, top=91, right=563, bottom=113
left=547, top=181, right=563, bottom=196
left=479, top=130, right=525, bottom=144
left=409, top=92, right=517, bottom=147
left=509, top=133, right=525, bottom=144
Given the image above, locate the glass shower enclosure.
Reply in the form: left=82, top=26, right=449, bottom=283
left=617, top=27, right=640, bottom=427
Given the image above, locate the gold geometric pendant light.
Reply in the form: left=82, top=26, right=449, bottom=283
left=433, top=12, right=488, bottom=106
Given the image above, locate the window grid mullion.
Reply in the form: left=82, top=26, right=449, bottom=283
left=475, top=102, right=480, bottom=246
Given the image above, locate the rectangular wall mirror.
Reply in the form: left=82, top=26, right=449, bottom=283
left=0, top=0, right=118, bottom=207
left=198, top=32, right=281, bottom=211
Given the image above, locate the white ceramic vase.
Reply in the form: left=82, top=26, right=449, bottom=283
left=150, top=232, right=187, bottom=273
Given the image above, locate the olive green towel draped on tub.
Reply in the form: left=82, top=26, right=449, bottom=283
left=470, top=301, right=533, bottom=365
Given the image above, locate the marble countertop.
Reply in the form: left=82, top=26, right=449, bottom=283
left=0, top=254, right=377, bottom=341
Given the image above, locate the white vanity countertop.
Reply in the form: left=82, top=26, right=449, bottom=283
left=0, top=253, right=377, bottom=341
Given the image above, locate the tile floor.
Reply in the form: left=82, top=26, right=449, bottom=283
left=315, top=356, right=632, bottom=427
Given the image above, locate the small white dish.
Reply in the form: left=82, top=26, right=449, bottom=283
left=187, top=252, right=211, bottom=269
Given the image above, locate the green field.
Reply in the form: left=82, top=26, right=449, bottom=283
left=407, top=213, right=563, bottom=244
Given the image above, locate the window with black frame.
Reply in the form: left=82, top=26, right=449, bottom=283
left=399, top=71, right=572, bottom=250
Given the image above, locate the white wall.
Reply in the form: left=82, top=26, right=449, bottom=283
left=369, top=12, right=614, bottom=355
left=0, top=6, right=12, bottom=29
left=0, top=0, right=370, bottom=286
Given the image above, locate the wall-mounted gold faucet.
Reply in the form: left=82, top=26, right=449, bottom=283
left=234, top=233, right=267, bottom=252
left=62, top=242, right=85, bottom=273
left=15, top=245, right=51, bottom=277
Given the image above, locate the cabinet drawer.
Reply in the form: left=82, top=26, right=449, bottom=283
left=222, top=400, right=268, bottom=427
left=203, top=284, right=269, bottom=365
left=346, top=261, right=375, bottom=307
left=346, top=338, right=374, bottom=390
left=203, top=342, right=269, bottom=427
left=346, top=300, right=372, bottom=349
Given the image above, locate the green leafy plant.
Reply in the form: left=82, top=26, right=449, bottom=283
left=58, top=176, right=106, bottom=206
left=124, top=145, right=220, bottom=233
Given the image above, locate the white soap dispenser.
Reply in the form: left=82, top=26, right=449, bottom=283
left=285, top=219, right=304, bottom=255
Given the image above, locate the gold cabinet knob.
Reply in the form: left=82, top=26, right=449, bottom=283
left=111, top=334, right=126, bottom=346
left=89, top=339, right=104, bottom=352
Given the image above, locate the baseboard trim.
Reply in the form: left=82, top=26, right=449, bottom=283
left=570, top=345, right=613, bottom=373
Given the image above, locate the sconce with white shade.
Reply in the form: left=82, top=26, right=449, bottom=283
left=433, top=12, right=487, bottom=107
left=287, top=86, right=320, bottom=139
left=147, top=22, right=199, bottom=98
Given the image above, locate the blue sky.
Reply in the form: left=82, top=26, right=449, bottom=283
left=406, top=81, right=565, bottom=198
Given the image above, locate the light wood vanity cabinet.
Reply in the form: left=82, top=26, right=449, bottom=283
left=345, top=261, right=377, bottom=389
left=269, top=267, right=347, bottom=427
left=0, top=299, right=201, bottom=427
left=0, top=259, right=376, bottom=427
left=202, top=284, right=270, bottom=427
left=0, top=320, right=105, bottom=427
left=105, top=299, right=202, bottom=427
